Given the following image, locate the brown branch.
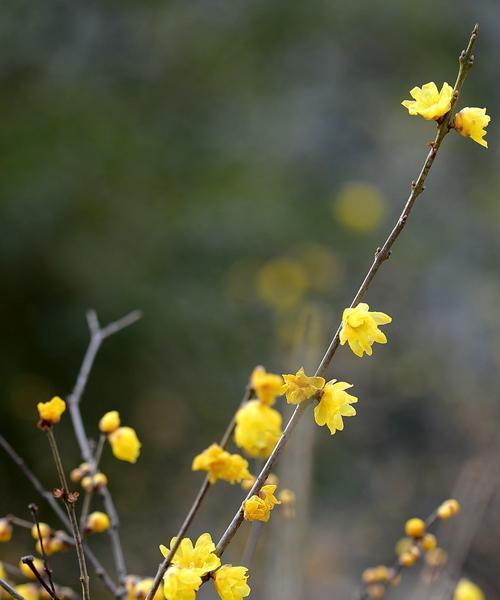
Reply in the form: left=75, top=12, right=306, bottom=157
left=0, top=434, right=118, bottom=595
left=45, top=428, right=90, bottom=600
left=29, top=503, right=57, bottom=597
left=67, top=310, right=141, bottom=597
left=21, top=555, right=57, bottom=600
left=213, top=23, right=479, bottom=561
left=144, top=374, right=254, bottom=600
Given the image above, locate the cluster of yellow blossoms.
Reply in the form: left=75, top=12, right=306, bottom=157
left=402, top=81, right=490, bottom=148
left=159, top=533, right=250, bottom=600
left=99, top=410, right=142, bottom=464
left=362, top=500, right=462, bottom=599
left=0, top=518, right=70, bottom=556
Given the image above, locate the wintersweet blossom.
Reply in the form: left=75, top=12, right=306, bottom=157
left=314, top=380, right=358, bottom=434
left=281, top=367, right=325, bottom=404
left=86, top=511, right=110, bottom=533
left=99, top=410, right=121, bottom=433
left=0, top=518, right=13, bottom=542
left=108, top=426, right=141, bottom=463
left=250, top=366, right=283, bottom=405
left=339, top=303, right=392, bottom=357
left=213, top=565, right=251, bottom=600
left=192, top=444, right=251, bottom=484
left=160, top=533, right=221, bottom=575
left=243, top=484, right=280, bottom=522
left=19, top=558, right=44, bottom=580
left=234, top=400, right=282, bottom=458
left=37, top=396, right=66, bottom=424
left=454, top=579, right=485, bottom=600
left=454, top=107, right=490, bottom=148
left=402, top=82, right=453, bottom=120
left=163, top=567, right=202, bottom=600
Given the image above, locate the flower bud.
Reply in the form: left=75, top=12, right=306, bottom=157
left=31, top=522, right=51, bottom=540
left=19, top=558, right=44, bottom=580
left=86, top=511, right=110, bottom=534
left=0, top=518, right=13, bottom=542
left=37, top=397, right=66, bottom=425
left=437, top=499, right=460, bottom=520
left=99, top=411, right=121, bottom=434
left=404, top=518, right=426, bottom=538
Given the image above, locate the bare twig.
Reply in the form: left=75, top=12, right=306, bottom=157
left=0, top=434, right=117, bottom=595
left=144, top=375, right=254, bottom=600
left=0, top=577, right=26, bottom=600
left=45, top=428, right=90, bottom=600
left=21, top=555, right=57, bottom=600
left=67, top=310, right=141, bottom=597
left=213, top=23, right=480, bottom=561
left=29, top=503, right=57, bottom=596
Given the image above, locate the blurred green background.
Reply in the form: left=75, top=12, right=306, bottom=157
left=1, top=1, right=499, bottom=598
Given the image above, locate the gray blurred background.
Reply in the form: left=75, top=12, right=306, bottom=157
left=1, top=1, right=499, bottom=598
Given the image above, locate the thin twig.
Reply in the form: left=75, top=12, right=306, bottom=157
left=67, top=310, right=141, bottom=597
left=45, top=428, right=90, bottom=600
left=213, top=23, right=480, bottom=561
left=29, top=503, right=57, bottom=596
left=21, top=556, right=57, bottom=600
left=79, top=434, right=106, bottom=531
left=0, top=577, right=26, bottom=600
left=0, top=434, right=117, bottom=595
left=144, top=375, right=254, bottom=600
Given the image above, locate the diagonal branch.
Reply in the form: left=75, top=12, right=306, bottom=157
left=213, top=23, right=480, bottom=561
left=0, top=578, right=26, bottom=600
left=144, top=374, right=254, bottom=600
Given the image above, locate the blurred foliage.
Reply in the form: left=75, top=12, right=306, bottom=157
left=1, top=1, right=499, bottom=598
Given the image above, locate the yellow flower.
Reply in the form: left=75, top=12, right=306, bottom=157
left=31, top=522, right=51, bottom=540
left=85, top=511, right=110, bottom=534
left=340, top=303, right=392, bottom=357
left=402, top=82, right=453, bottom=120
left=136, top=578, right=165, bottom=600
left=213, top=565, right=250, bottom=600
left=163, top=567, right=201, bottom=600
left=281, top=367, right=325, bottom=405
left=37, top=396, right=66, bottom=424
left=14, top=584, right=39, bottom=600
left=437, top=499, right=460, bottom=520
left=243, top=484, right=280, bottom=522
left=0, top=561, right=6, bottom=580
left=99, top=410, right=121, bottom=434
left=108, top=426, right=141, bottom=463
left=454, top=107, right=490, bottom=148
left=0, top=518, right=13, bottom=542
left=454, top=579, right=485, bottom=600
left=250, top=367, right=283, bottom=406
left=19, top=558, right=45, bottom=580
left=314, top=380, right=357, bottom=434
left=192, top=444, right=251, bottom=485
left=234, top=400, right=282, bottom=459
left=160, top=533, right=221, bottom=575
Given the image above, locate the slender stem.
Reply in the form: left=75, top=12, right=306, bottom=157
left=0, top=435, right=118, bottom=596
left=213, top=23, right=479, bottom=561
left=80, top=434, right=106, bottom=530
left=144, top=376, right=254, bottom=600
left=46, top=429, right=90, bottom=600
left=29, top=503, right=57, bottom=596
left=21, top=556, right=57, bottom=600
left=67, top=310, right=141, bottom=597
left=0, top=578, right=26, bottom=600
